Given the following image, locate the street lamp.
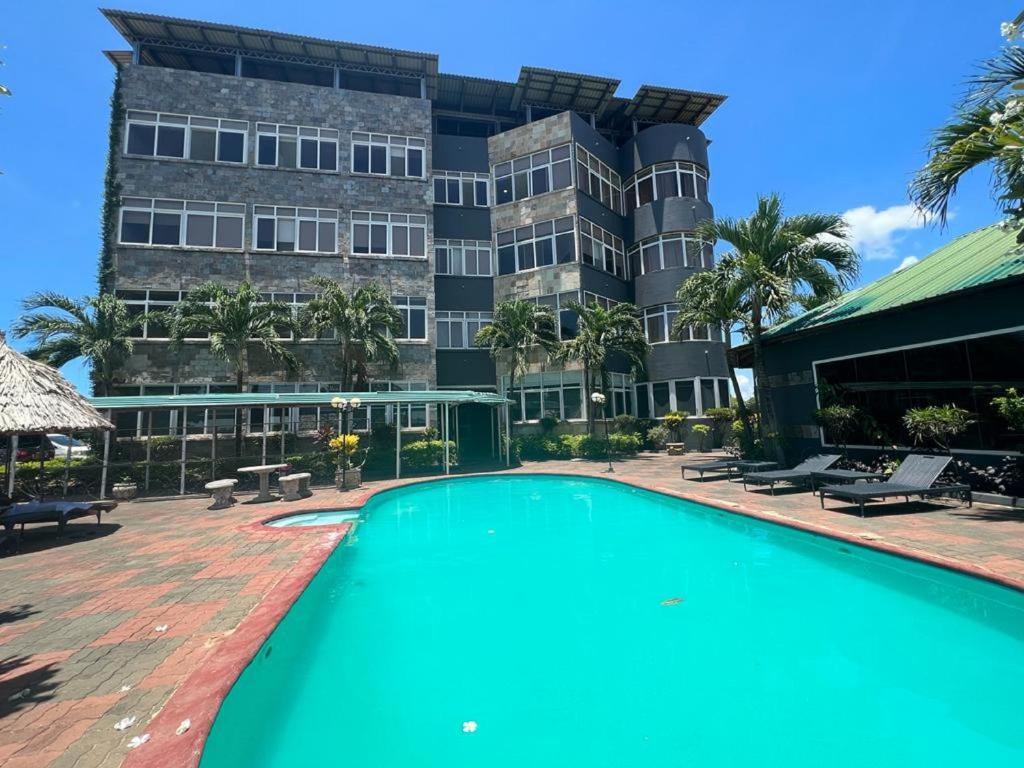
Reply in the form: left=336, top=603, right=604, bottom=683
left=591, top=391, right=613, bottom=473
left=331, top=396, right=362, bottom=490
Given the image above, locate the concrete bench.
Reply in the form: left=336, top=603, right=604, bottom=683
left=205, top=479, right=238, bottom=510
left=279, top=472, right=312, bottom=502
left=666, top=443, right=687, bottom=456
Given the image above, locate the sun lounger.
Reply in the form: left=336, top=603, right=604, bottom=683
left=680, top=459, right=741, bottom=481
left=0, top=499, right=114, bottom=537
left=742, top=454, right=841, bottom=494
left=817, top=454, right=971, bottom=517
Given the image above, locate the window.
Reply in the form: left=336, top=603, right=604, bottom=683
left=627, top=232, right=714, bottom=275
left=582, top=292, right=619, bottom=310
left=255, top=123, right=338, bottom=171
left=493, top=144, right=572, bottom=204
left=351, top=132, right=425, bottom=178
left=369, top=380, right=430, bottom=428
left=436, top=311, right=493, bottom=349
left=119, top=198, right=245, bottom=249
left=643, top=304, right=679, bottom=344
left=504, top=370, right=633, bottom=423
left=575, top=144, right=622, bottom=213
left=675, top=323, right=727, bottom=343
left=257, top=292, right=318, bottom=340
left=351, top=211, right=427, bottom=257
left=252, top=206, right=338, bottom=253
left=636, top=377, right=730, bottom=417
left=434, top=239, right=492, bottom=276
left=579, top=219, right=626, bottom=278
left=393, top=296, right=428, bottom=341
left=496, top=216, right=575, bottom=275
left=124, top=111, right=248, bottom=164
left=433, top=171, right=489, bottom=206
left=531, top=291, right=581, bottom=340
left=623, top=161, right=709, bottom=213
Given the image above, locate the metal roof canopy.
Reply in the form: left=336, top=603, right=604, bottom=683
left=513, top=67, right=620, bottom=116
left=88, top=390, right=509, bottom=412
left=101, top=8, right=440, bottom=96
left=624, top=85, right=727, bottom=126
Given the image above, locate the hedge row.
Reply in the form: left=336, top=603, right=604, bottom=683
left=513, top=432, right=642, bottom=461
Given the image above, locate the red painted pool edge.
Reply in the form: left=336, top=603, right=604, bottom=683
left=121, top=471, right=1024, bottom=768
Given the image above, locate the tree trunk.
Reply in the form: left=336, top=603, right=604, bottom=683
left=728, top=364, right=755, bottom=451
left=750, top=321, right=785, bottom=464
left=507, top=371, right=516, bottom=441
left=234, top=362, right=245, bottom=458
left=583, top=362, right=593, bottom=435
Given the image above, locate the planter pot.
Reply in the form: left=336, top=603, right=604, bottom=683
left=111, top=482, right=137, bottom=501
left=335, top=467, right=362, bottom=491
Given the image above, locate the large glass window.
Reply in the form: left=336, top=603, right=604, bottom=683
left=493, top=145, right=572, bottom=204
left=579, top=218, right=626, bottom=279
left=255, top=123, right=338, bottom=171
left=119, top=198, right=245, bottom=249
left=124, top=110, right=248, bottom=164
left=814, top=329, right=1024, bottom=451
left=531, top=291, right=581, bottom=340
left=252, top=206, right=338, bottom=253
left=436, top=311, right=493, bottom=349
left=351, top=132, right=425, bottom=178
left=636, top=377, right=730, bottom=417
left=433, top=171, right=489, bottom=206
left=627, top=232, right=713, bottom=275
left=351, top=211, right=426, bottom=258
left=495, top=216, right=575, bottom=275
left=393, top=296, right=428, bottom=341
left=642, top=304, right=724, bottom=344
left=575, top=143, right=622, bottom=213
left=623, top=161, right=709, bottom=213
left=434, top=239, right=492, bottom=276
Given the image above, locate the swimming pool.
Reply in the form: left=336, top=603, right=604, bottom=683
left=202, top=475, right=1024, bottom=767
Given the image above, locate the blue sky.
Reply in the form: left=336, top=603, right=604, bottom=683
left=0, top=0, right=1015, bottom=394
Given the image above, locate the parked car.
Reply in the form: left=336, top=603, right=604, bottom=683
left=46, top=434, right=92, bottom=461
left=3, top=435, right=57, bottom=463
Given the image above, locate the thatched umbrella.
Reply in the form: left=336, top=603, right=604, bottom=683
left=0, top=331, right=113, bottom=497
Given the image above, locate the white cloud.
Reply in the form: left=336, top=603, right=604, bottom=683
left=837, top=204, right=935, bottom=261
left=894, top=255, right=920, bottom=272
left=734, top=371, right=754, bottom=401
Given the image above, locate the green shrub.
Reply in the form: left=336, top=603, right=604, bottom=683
left=692, top=423, right=711, bottom=451
left=992, top=388, right=1024, bottom=432
left=661, top=411, right=689, bottom=441
left=576, top=435, right=608, bottom=459
left=611, top=414, right=641, bottom=435
left=516, top=435, right=566, bottom=460
left=903, top=405, right=973, bottom=452
left=401, top=439, right=458, bottom=469
left=704, top=407, right=736, bottom=445
left=559, top=434, right=587, bottom=457
left=812, top=404, right=861, bottom=452
left=608, top=432, right=642, bottom=454
left=646, top=425, right=670, bottom=450
left=539, top=412, right=560, bottom=434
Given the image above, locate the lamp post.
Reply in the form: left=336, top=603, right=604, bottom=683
left=591, top=391, right=613, bottom=473
left=331, top=396, right=362, bottom=490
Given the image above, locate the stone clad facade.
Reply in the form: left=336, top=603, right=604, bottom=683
left=103, top=9, right=733, bottom=434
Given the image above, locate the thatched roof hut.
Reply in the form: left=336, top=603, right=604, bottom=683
left=0, top=332, right=113, bottom=435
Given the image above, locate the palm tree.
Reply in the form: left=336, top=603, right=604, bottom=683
left=692, top=194, right=859, bottom=460
left=299, top=278, right=401, bottom=391
left=911, top=18, right=1024, bottom=237
left=167, top=281, right=298, bottom=453
left=556, top=300, right=649, bottom=434
left=474, top=300, right=560, bottom=432
left=672, top=270, right=756, bottom=449
left=12, top=292, right=145, bottom=396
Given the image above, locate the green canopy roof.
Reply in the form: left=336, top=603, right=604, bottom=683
left=88, top=390, right=508, bottom=411
left=763, top=223, right=1024, bottom=340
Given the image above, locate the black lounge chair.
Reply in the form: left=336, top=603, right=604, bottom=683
left=742, top=454, right=841, bottom=494
left=818, top=454, right=972, bottom=517
left=680, top=459, right=741, bottom=481
left=0, top=497, right=115, bottom=539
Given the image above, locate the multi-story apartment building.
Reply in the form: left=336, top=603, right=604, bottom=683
left=101, top=9, right=732, bottom=451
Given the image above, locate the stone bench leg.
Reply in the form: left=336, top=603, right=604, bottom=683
left=298, top=475, right=311, bottom=497
left=280, top=478, right=302, bottom=502
left=209, top=486, right=235, bottom=510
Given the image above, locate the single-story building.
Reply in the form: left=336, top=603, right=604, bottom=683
left=732, top=222, right=1024, bottom=461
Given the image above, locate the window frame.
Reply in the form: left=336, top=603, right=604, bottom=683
left=627, top=232, right=714, bottom=275
left=124, top=110, right=249, bottom=165
left=495, top=216, right=576, bottom=276
left=435, top=310, right=494, bottom=349
left=350, top=132, right=427, bottom=179
left=118, top=197, right=246, bottom=250
left=434, top=239, right=493, bottom=276
left=575, top=143, right=622, bottom=214
left=432, top=171, right=490, bottom=207
left=255, top=122, right=339, bottom=172
left=392, top=295, right=429, bottom=342
left=251, top=205, right=339, bottom=254
left=350, top=211, right=428, bottom=259
left=623, top=161, right=710, bottom=212
left=492, top=144, right=573, bottom=205
left=579, top=218, right=627, bottom=279
left=636, top=377, right=730, bottom=417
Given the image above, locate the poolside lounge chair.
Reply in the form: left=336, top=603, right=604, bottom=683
left=742, top=454, right=841, bottom=494
left=680, top=458, right=741, bottom=481
left=817, top=454, right=972, bottom=517
left=0, top=498, right=115, bottom=538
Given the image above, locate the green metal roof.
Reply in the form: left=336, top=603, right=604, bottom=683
left=764, top=223, right=1024, bottom=340
left=89, top=390, right=508, bottom=411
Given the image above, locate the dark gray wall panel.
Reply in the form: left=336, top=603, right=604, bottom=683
left=580, top=265, right=632, bottom=303
left=434, top=275, right=494, bottom=311
left=619, top=123, right=710, bottom=176
left=646, top=342, right=730, bottom=381
left=433, top=206, right=492, bottom=240
left=634, top=266, right=698, bottom=308
left=432, top=134, right=490, bottom=172
left=437, top=350, right=496, bottom=387
left=569, top=112, right=619, bottom=168
left=576, top=192, right=624, bottom=236
left=628, top=197, right=714, bottom=244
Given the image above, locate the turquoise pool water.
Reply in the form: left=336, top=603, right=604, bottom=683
left=202, top=476, right=1024, bottom=767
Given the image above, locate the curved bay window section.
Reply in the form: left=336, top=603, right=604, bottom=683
left=623, top=161, right=709, bottom=215
left=504, top=371, right=634, bottom=423
left=628, top=232, right=713, bottom=276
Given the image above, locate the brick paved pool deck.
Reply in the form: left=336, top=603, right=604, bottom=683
left=1, top=452, right=1021, bottom=767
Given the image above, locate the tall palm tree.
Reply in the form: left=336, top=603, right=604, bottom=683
left=12, top=292, right=144, bottom=396
left=911, top=18, right=1024, bottom=236
left=167, top=281, right=298, bottom=453
left=692, top=194, right=859, bottom=460
left=474, top=299, right=560, bottom=432
left=556, top=300, right=649, bottom=434
left=299, top=277, right=401, bottom=391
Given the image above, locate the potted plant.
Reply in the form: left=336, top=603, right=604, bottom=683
left=812, top=404, right=861, bottom=456
left=692, top=423, right=711, bottom=452
left=112, top=475, right=137, bottom=500
left=330, top=433, right=365, bottom=490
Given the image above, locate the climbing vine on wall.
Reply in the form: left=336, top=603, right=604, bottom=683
left=98, top=71, right=124, bottom=295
